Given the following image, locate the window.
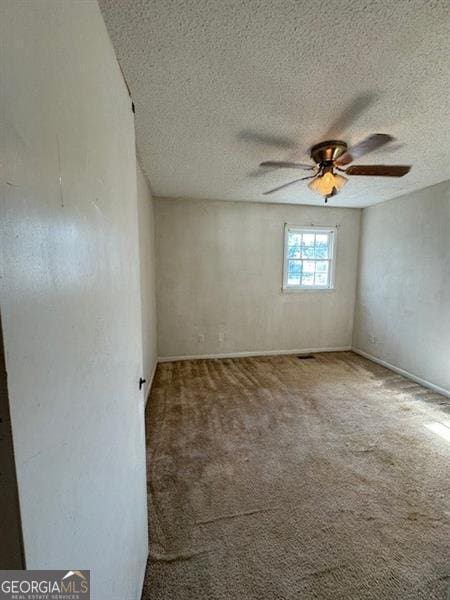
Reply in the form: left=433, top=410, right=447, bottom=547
left=283, top=225, right=336, bottom=291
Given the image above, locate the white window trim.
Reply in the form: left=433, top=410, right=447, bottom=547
left=282, top=224, right=337, bottom=292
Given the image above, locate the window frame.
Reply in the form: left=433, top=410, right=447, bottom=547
left=282, top=224, right=337, bottom=292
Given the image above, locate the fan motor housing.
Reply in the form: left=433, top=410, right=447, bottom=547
left=310, top=140, right=347, bottom=164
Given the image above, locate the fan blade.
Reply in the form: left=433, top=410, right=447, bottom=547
left=324, top=186, right=339, bottom=203
left=260, top=161, right=314, bottom=170
left=263, top=175, right=315, bottom=195
left=337, top=134, right=394, bottom=166
left=329, top=186, right=339, bottom=197
left=322, top=92, right=378, bottom=139
left=238, top=130, right=296, bottom=149
left=346, top=165, right=411, bottom=177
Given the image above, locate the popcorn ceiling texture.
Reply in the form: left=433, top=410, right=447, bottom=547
left=142, top=352, right=450, bottom=599
left=100, top=0, right=450, bottom=207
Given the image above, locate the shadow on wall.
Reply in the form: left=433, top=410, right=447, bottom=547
left=0, top=315, right=25, bottom=569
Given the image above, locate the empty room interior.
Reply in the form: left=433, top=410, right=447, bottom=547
left=1, top=1, right=449, bottom=599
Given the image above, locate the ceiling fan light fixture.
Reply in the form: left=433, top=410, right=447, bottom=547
left=308, top=171, right=348, bottom=197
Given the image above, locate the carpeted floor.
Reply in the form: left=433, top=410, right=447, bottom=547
left=142, top=351, right=450, bottom=599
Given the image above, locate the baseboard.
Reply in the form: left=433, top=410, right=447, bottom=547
left=352, top=347, right=450, bottom=398
left=158, top=346, right=352, bottom=363
left=144, top=360, right=158, bottom=405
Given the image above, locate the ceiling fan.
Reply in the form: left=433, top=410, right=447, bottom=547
left=260, top=134, right=411, bottom=203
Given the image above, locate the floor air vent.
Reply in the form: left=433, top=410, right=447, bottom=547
left=297, top=354, right=315, bottom=360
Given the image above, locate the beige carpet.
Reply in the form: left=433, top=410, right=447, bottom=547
left=142, top=351, right=450, bottom=599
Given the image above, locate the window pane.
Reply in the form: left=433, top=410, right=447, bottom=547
left=314, top=271, right=329, bottom=286
left=314, top=261, right=329, bottom=286
left=288, top=245, right=301, bottom=258
left=287, top=260, right=302, bottom=285
left=288, top=232, right=302, bottom=246
left=314, top=234, right=329, bottom=259
left=287, top=232, right=302, bottom=258
left=301, top=233, right=316, bottom=258
left=315, top=260, right=328, bottom=273
left=301, top=260, right=315, bottom=286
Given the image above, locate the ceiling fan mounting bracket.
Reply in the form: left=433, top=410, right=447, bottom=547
left=310, top=140, right=347, bottom=165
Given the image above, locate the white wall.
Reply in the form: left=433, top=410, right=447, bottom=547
left=155, top=197, right=361, bottom=358
left=0, top=2, right=148, bottom=598
left=136, top=164, right=158, bottom=398
left=353, top=180, right=450, bottom=394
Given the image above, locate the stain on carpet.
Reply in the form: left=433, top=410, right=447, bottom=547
left=142, top=351, right=450, bottom=599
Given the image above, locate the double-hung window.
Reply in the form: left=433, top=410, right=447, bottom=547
left=283, top=225, right=337, bottom=291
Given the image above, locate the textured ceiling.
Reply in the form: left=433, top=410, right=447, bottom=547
left=99, top=0, right=450, bottom=207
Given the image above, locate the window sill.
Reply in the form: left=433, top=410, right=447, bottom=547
left=282, top=287, right=336, bottom=294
